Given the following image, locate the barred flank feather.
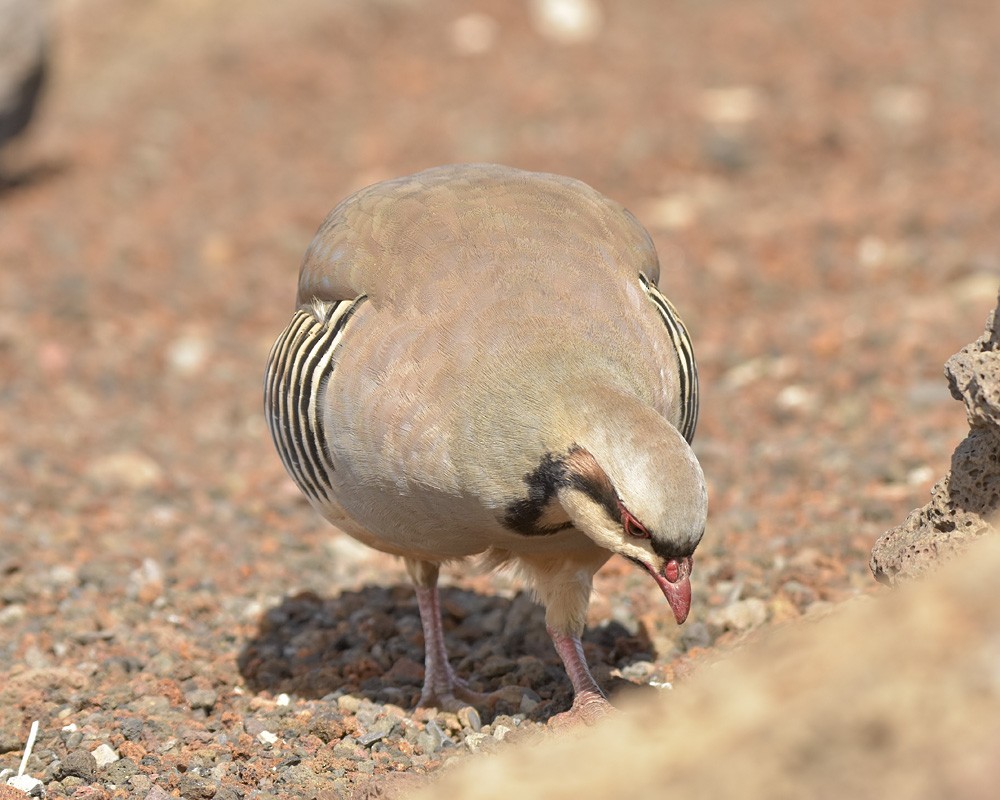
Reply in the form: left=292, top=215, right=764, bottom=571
left=638, top=273, right=699, bottom=443
left=263, top=296, right=367, bottom=503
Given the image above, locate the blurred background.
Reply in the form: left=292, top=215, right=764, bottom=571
left=1, top=0, right=999, bottom=792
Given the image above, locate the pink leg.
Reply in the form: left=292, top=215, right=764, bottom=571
left=547, top=627, right=614, bottom=725
left=414, top=583, right=488, bottom=709
left=404, top=558, right=555, bottom=714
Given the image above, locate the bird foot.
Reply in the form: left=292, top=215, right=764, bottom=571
left=417, top=682, right=489, bottom=713
left=418, top=682, right=527, bottom=714
left=547, top=690, right=614, bottom=728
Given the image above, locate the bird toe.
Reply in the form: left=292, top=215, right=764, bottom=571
left=547, top=691, right=615, bottom=728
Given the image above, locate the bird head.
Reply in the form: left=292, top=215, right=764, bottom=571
left=554, top=399, right=708, bottom=624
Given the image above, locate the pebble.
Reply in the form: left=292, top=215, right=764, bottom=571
left=63, top=732, right=83, bottom=750
left=0, top=604, right=25, bottom=626
left=776, top=385, right=819, bottom=414
left=58, top=748, right=97, bottom=781
left=529, top=0, right=603, bottom=44
left=178, top=772, right=215, bottom=799
left=90, top=743, right=120, bottom=767
left=358, top=720, right=396, bottom=747
left=680, top=622, right=712, bottom=650
left=256, top=731, right=279, bottom=746
left=185, top=689, right=218, bottom=711
left=456, top=706, right=482, bottom=733
left=5, top=775, right=43, bottom=796
left=477, top=655, right=517, bottom=679
left=699, top=86, right=764, bottom=127
left=127, top=558, right=165, bottom=603
left=166, top=333, right=211, bottom=375
left=102, top=756, right=139, bottom=785
left=86, top=452, right=164, bottom=490
left=337, top=695, right=363, bottom=714
left=464, top=732, right=490, bottom=753
left=707, top=599, right=769, bottom=632
left=120, top=718, right=144, bottom=742
left=492, top=725, right=513, bottom=742
left=415, top=720, right=452, bottom=755
left=519, top=693, right=540, bottom=714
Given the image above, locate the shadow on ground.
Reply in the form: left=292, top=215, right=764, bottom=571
left=0, top=158, right=68, bottom=195
left=238, top=584, right=657, bottom=722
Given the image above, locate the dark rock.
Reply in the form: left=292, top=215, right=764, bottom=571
left=186, top=688, right=219, bottom=711
left=121, top=717, right=145, bottom=742
left=58, top=748, right=97, bottom=781
left=100, top=756, right=139, bottom=785
left=0, top=731, right=22, bottom=754
left=179, top=772, right=218, bottom=799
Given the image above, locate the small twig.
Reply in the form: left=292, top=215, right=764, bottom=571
left=17, top=720, right=39, bottom=777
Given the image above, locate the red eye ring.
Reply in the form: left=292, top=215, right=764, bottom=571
left=617, top=499, right=651, bottom=540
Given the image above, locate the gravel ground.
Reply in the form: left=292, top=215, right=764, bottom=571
left=2, top=0, right=999, bottom=797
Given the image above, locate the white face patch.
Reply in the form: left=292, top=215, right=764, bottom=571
left=537, top=497, right=573, bottom=530
left=557, top=485, right=661, bottom=568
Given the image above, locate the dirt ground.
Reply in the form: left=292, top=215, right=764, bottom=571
left=1, top=0, right=999, bottom=798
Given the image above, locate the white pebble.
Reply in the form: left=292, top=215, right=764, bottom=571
left=337, top=694, right=363, bottom=713
left=256, top=730, right=279, bottom=745
left=7, top=774, right=44, bottom=796
left=127, top=557, right=164, bottom=600
left=48, top=565, right=77, bottom=586
left=722, top=356, right=795, bottom=391
left=167, top=333, right=210, bottom=375
left=86, top=451, right=164, bottom=489
left=464, top=732, right=490, bottom=752
left=907, top=465, right=935, bottom=486
left=492, top=724, right=513, bottom=741
left=0, top=604, right=26, bottom=625
left=776, top=384, right=818, bottom=413
left=275, top=693, right=291, bottom=706
left=699, top=86, right=763, bottom=127
left=857, top=235, right=887, bottom=269
left=529, top=0, right=602, bottom=44
left=91, top=743, right=120, bottom=767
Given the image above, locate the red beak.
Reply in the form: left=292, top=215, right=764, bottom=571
left=645, top=557, right=693, bottom=624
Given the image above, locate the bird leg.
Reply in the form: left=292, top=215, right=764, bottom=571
left=518, top=553, right=615, bottom=725
left=412, top=579, right=490, bottom=710
left=547, top=627, right=613, bottom=725
left=407, top=558, right=525, bottom=712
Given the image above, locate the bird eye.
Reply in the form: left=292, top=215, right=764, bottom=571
left=618, top=500, right=651, bottom=540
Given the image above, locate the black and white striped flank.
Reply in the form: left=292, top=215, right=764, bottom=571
left=638, top=273, right=699, bottom=443
left=263, top=296, right=367, bottom=504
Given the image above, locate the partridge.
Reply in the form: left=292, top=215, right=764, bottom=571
left=264, top=164, right=707, bottom=722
